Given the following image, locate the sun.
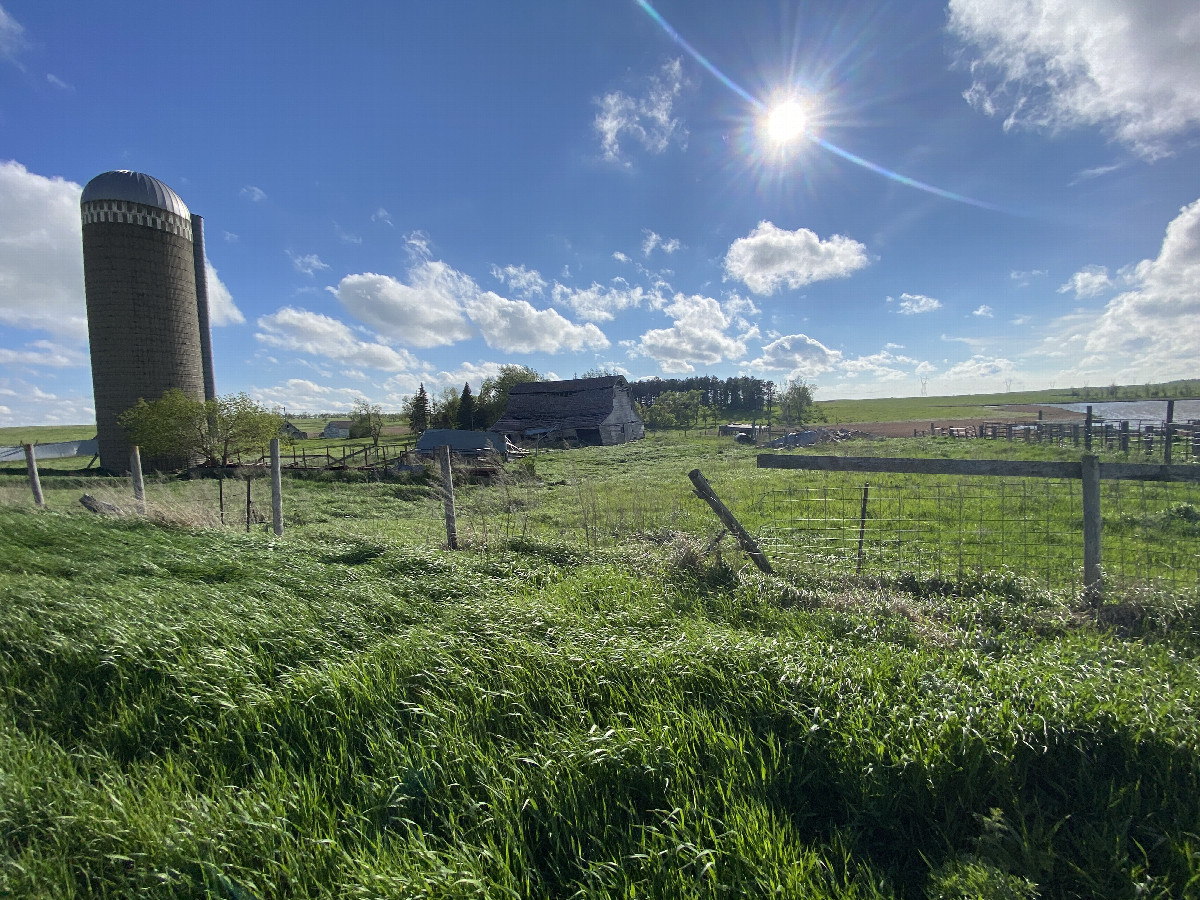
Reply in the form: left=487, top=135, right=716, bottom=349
left=765, top=99, right=809, bottom=145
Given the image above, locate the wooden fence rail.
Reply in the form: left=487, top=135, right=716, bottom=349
left=757, top=453, right=1200, bottom=600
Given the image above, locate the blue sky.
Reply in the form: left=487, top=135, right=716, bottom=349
left=2, top=0, right=1198, bottom=424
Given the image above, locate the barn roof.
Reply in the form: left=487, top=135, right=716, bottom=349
left=490, top=375, right=637, bottom=435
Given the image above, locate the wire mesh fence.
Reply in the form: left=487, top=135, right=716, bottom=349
left=758, top=473, right=1200, bottom=593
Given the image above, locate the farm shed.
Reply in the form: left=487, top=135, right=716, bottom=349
left=322, top=420, right=352, bottom=439
left=490, top=375, right=645, bottom=446
left=416, top=429, right=505, bottom=458
left=280, top=421, right=308, bottom=440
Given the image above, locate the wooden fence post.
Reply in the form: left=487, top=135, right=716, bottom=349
left=270, top=438, right=283, bottom=536
left=23, top=443, right=44, bottom=507
left=1081, top=454, right=1102, bottom=603
left=439, top=445, right=458, bottom=550
left=688, top=469, right=773, bottom=574
left=856, top=482, right=870, bottom=575
left=1084, top=406, right=1093, bottom=451
left=130, top=446, right=146, bottom=514
left=245, top=475, right=252, bottom=533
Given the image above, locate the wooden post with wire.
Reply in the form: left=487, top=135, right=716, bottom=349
left=688, top=469, right=772, bottom=574
left=270, top=438, right=283, bottom=536
left=439, top=445, right=458, bottom=550
left=23, top=443, right=44, bottom=508
left=130, top=446, right=146, bottom=514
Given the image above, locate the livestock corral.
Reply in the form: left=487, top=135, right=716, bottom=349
left=2, top=423, right=1200, bottom=898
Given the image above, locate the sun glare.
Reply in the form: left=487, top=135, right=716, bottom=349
left=765, top=99, right=808, bottom=144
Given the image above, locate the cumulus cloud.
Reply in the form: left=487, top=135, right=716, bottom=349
left=972, top=304, right=994, bottom=317
left=612, top=251, right=630, bottom=263
left=894, top=293, right=942, bottom=315
left=250, top=378, right=373, bottom=414
left=642, top=230, right=682, bottom=257
left=628, top=293, right=755, bottom=374
left=255, top=307, right=417, bottom=372
left=595, top=59, right=688, bottom=165
left=949, top=0, right=1200, bottom=158
left=724, top=221, right=869, bottom=295
left=203, top=261, right=245, bottom=326
left=840, top=349, right=922, bottom=381
left=1075, top=198, right=1200, bottom=375
left=942, top=355, right=1015, bottom=379
left=240, top=185, right=267, bottom=202
left=551, top=281, right=665, bottom=322
left=747, top=333, right=842, bottom=377
left=0, top=340, right=86, bottom=368
left=491, top=263, right=546, bottom=298
left=1057, top=264, right=1114, bottom=298
left=0, top=161, right=87, bottom=340
left=333, top=263, right=476, bottom=348
left=464, top=291, right=609, bottom=354
left=287, top=251, right=329, bottom=276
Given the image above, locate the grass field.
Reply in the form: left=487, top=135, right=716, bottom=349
left=3, top=410, right=1200, bottom=897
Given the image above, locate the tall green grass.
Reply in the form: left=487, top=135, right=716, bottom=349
left=3, top=503, right=1200, bottom=897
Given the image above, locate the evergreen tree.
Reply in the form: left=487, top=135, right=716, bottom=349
left=457, top=383, right=476, bottom=430
left=406, top=383, right=430, bottom=434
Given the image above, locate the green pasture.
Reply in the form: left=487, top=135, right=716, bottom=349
left=4, top=423, right=1200, bottom=897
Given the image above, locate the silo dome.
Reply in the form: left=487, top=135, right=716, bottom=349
left=81, top=170, right=191, bottom=219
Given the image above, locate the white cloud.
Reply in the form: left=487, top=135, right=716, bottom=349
left=464, top=291, right=609, bottom=354
left=942, top=355, right=1015, bottom=379
left=240, top=185, right=267, bottom=202
left=642, top=230, right=682, bottom=257
left=0, top=4, right=26, bottom=63
left=0, top=161, right=87, bottom=340
left=724, top=221, right=869, bottom=295
left=595, top=59, right=688, bottom=165
left=46, top=73, right=73, bottom=91
left=372, top=207, right=393, bottom=227
left=972, top=304, right=994, bottom=317
left=333, top=263, right=477, bottom=348
left=223, top=231, right=239, bottom=242
left=895, top=293, right=942, bottom=315
left=628, top=293, right=755, bottom=374
left=949, top=0, right=1200, bottom=158
left=491, top=263, right=546, bottom=298
left=1057, top=264, right=1114, bottom=298
left=840, top=349, right=921, bottom=381
left=612, top=251, right=630, bottom=263
left=1010, top=268, right=1046, bottom=287
left=551, top=281, right=665, bottom=322
left=287, top=251, right=329, bottom=276
left=203, top=261, right=245, bottom=326
left=1073, top=198, right=1200, bottom=376
left=255, top=307, right=417, bottom=372
left=250, top=378, right=372, bottom=414
left=335, top=223, right=362, bottom=245
left=748, top=333, right=842, bottom=377
left=0, top=340, right=86, bottom=368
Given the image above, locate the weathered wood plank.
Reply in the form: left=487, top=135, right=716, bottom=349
left=689, top=469, right=773, bottom=574
left=757, top=454, right=1200, bottom=482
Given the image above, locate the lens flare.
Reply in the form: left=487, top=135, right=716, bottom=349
left=634, top=0, right=1002, bottom=212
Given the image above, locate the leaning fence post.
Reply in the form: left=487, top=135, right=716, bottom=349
left=270, top=438, right=283, bottom=536
left=23, top=443, right=44, bottom=507
left=439, top=445, right=458, bottom=550
left=1081, top=454, right=1102, bottom=603
left=688, top=469, right=773, bottom=574
left=130, top=446, right=146, bottom=514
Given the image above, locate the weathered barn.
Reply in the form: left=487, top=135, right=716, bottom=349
left=490, top=376, right=645, bottom=446
left=322, top=420, right=352, bottom=439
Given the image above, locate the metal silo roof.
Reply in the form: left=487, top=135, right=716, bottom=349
left=81, top=170, right=191, bottom=218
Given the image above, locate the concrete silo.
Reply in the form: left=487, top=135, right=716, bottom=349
left=80, top=171, right=216, bottom=471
